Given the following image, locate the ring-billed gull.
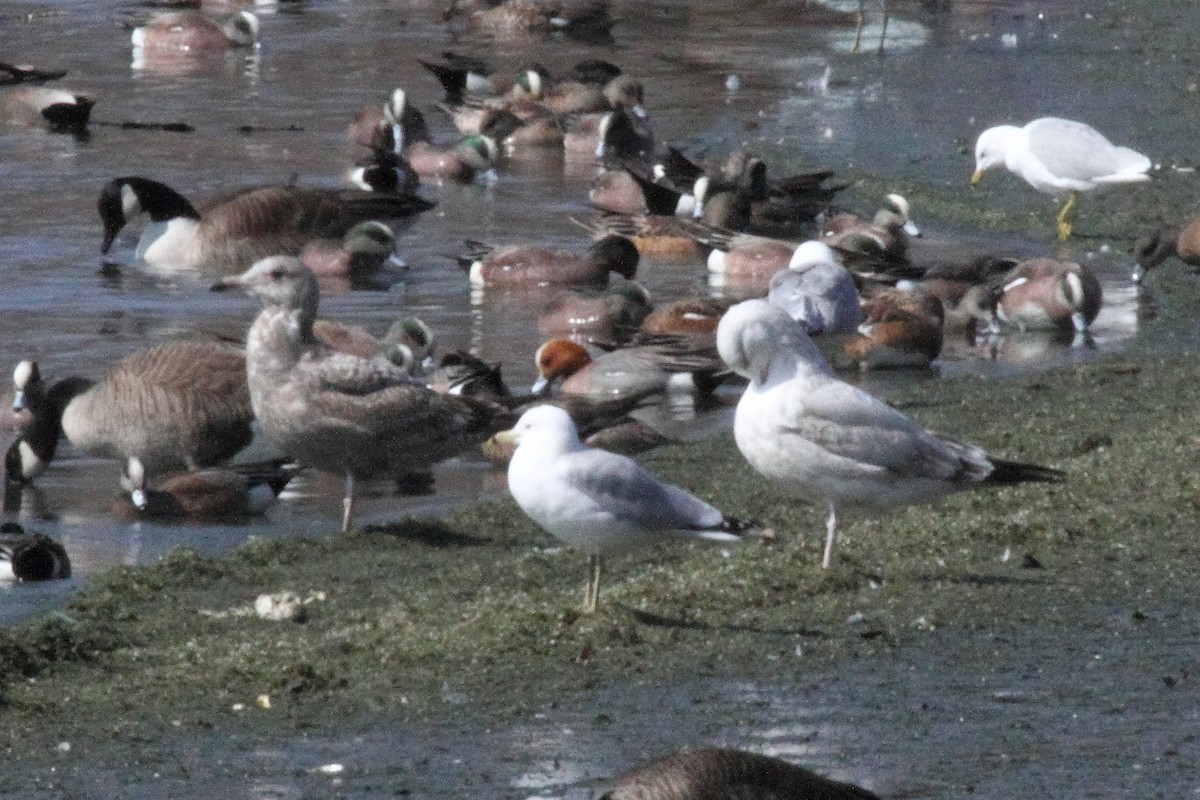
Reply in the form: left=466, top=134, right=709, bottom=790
left=599, top=747, right=881, bottom=800
left=213, top=256, right=510, bottom=533
left=494, top=404, right=757, bottom=612
left=970, top=117, right=1151, bottom=241
left=766, top=240, right=863, bottom=334
left=716, top=299, right=1063, bottom=569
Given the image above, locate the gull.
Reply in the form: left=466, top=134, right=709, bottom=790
left=971, top=117, right=1151, bottom=241
left=766, top=240, right=863, bottom=334
left=213, top=256, right=509, bottom=533
left=716, top=299, right=1064, bottom=569
left=493, top=404, right=757, bottom=612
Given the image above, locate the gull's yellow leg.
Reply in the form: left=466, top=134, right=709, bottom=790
left=1056, top=191, right=1079, bottom=241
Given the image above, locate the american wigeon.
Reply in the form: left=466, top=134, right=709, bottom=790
left=638, top=296, right=736, bottom=347
left=348, top=148, right=421, bottom=195
left=213, top=256, right=512, bottom=532
left=11, top=342, right=253, bottom=478
left=0, top=86, right=93, bottom=134
left=892, top=254, right=1016, bottom=332
left=308, top=315, right=435, bottom=377
left=491, top=405, right=756, bottom=611
left=537, top=280, right=653, bottom=343
left=697, top=223, right=797, bottom=279
left=994, top=258, right=1103, bottom=335
left=403, top=134, right=499, bottom=183
left=972, top=118, right=1151, bottom=241
left=822, top=193, right=919, bottom=268
left=599, top=747, right=881, bottom=800
left=298, top=221, right=401, bottom=281
left=348, top=88, right=431, bottom=153
left=531, top=336, right=725, bottom=401
left=716, top=299, right=1063, bottom=569
left=131, top=10, right=259, bottom=51
left=458, top=234, right=638, bottom=288
left=428, top=351, right=511, bottom=399
left=766, top=240, right=863, bottom=334
left=115, top=456, right=294, bottom=521
left=575, top=213, right=702, bottom=261
left=0, top=523, right=70, bottom=582
left=97, top=176, right=433, bottom=275
left=840, top=287, right=944, bottom=370
left=419, top=51, right=500, bottom=103
left=446, top=0, right=614, bottom=39
left=1132, top=219, right=1200, bottom=283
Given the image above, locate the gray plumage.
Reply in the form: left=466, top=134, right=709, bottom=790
left=1023, top=118, right=1150, bottom=184
left=214, top=256, right=509, bottom=531
left=598, top=747, right=881, bottom=800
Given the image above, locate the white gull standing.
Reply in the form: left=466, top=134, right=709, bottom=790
left=971, top=117, right=1151, bottom=241
left=493, top=404, right=758, bottom=612
left=716, top=299, right=1063, bottom=569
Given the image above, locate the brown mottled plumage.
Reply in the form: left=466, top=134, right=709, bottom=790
left=599, top=747, right=882, bottom=800
left=214, top=256, right=511, bottom=532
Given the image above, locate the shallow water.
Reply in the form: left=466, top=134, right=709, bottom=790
left=0, top=0, right=1166, bottom=621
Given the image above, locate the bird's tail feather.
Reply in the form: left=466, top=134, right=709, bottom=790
left=986, top=459, right=1065, bottom=486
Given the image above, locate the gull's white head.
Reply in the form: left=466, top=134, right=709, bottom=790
left=787, top=240, right=838, bottom=271
left=501, top=405, right=580, bottom=450
left=11, top=360, right=38, bottom=411
left=972, top=124, right=1022, bottom=183
left=717, top=299, right=830, bottom=386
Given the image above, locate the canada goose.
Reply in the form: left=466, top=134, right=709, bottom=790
left=0, top=523, right=70, bottom=582
left=97, top=176, right=434, bottom=274
left=0, top=86, right=94, bottom=134
left=598, top=747, right=882, bottom=800
left=116, top=456, right=294, bottom=521
left=11, top=342, right=253, bottom=478
left=131, top=10, right=259, bottom=51
left=212, top=256, right=512, bottom=533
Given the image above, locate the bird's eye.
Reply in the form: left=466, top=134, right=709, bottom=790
left=269, top=269, right=284, bottom=280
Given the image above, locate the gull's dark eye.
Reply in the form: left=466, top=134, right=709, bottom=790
left=269, top=269, right=284, bottom=280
